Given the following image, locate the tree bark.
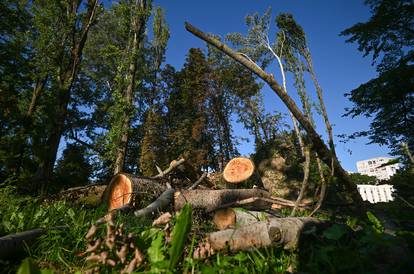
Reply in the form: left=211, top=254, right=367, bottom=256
left=113, top=0, right=149, bottom=174
left=291, top=146, right=311, bottom=216
left=105, top=173, right=168, bottom=211
left=174, top=189, right=271, bottom=212
left=203, top=217, right=323, bottom=253
left=184, top=22, right=363, bottom=205
left=305, top=51, right=337, bottom=159
left=37, top=0, right=100, bottom=194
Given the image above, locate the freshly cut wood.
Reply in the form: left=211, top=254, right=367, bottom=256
left=0, top=226, right=67, bottom=259
left=105, top=173, right=167, bottom=211
left=174, top=189, right=270, bottom=212
left=223, top=157, right=255, bottom=184
left=207, top=217, right=322, bottom=252
left=213, top=208, right=277, bottom=230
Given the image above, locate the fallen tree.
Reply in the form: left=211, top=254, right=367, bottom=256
left=184, top=22, right=363, bottom=205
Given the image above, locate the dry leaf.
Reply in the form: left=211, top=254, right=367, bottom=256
left=152, top=212, right=172, bottom=226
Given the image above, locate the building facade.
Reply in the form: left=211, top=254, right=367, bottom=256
left=356, top=157, right=400, bottom=180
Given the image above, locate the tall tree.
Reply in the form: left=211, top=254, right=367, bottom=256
left=276, top=13, right=337, bottom=159
left=227, top=8, right=305, bottom=156
left=341, top=0, right=413, bottom=155
left=112, top=0, right=151, bottom=174
left=166, top=48, right=214, bottom=171
left=32, top=0, right=100, bottom=193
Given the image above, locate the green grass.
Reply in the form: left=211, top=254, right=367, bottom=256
left=1, top=185, right=414, bottom=273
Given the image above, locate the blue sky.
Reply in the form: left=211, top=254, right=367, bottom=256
left=150, top=0, right=392, bottom=172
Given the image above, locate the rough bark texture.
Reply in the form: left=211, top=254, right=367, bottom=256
left=38, top=0, right=100, bottom=193
left=213, top=208, right=276, bottom=230
left=291, top=147, right=311, bottom=216
left=105, top=173, right=167, bottom=211
left=207, top=217, right=322, bottom=251
left=305, top=51, right=337, bottom=159
left=174, top=189, right=271, bottom=212
left=184, top=22, right=362, bottom=205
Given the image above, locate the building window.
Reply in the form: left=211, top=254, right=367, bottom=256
left=368, top=161, right=372, bottom=165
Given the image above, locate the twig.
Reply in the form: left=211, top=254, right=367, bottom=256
left=188, top=172, right=207, bottom=190
left=152, top=158, right=185, bottom=178
left=397, top=194, right=414, bottom=209
left=134, top=188, right=175, bottom=218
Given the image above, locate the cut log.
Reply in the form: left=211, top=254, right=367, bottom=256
left=174, top=189, right=270, bottom=212
left=105, top=173, right=167, bottom=211
left=207, top=217, right=322, bottom=252
left=223, top=157, right=255, bottom=184
left=213, top=208, right=277, bottom=230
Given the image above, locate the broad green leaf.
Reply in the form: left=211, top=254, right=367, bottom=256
left=366, top=211, right=384, bottom=233
left=147, top=230, right=165, bottom=264
left=322, top=224, right=348, bottom=240
left=169, top=203, right=192, bottom=270
left=17, top=257, right=40, bottom=274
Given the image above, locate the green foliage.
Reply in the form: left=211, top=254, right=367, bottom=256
left=341, top=0, right=414, bottom=155
left=54, top=144, right=92, bottom=191
left=349, top=172, right=377, bottom=185
left=169, top=203, right=192, bottom=270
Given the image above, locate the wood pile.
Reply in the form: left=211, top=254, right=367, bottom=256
left=95, top=157, right=320, bottom=255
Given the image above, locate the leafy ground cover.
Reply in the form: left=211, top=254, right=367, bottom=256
left=1, top=185, right=413, bottom=273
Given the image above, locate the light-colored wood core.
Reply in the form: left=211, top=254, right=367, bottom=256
left=223, top=157, right=254, bottom=184
left=109, top=174, right=132, bottom=210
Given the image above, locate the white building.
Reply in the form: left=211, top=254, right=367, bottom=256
left=356, top=157, right=400, bottom=180
left=357, top=184, right=395, bottom=203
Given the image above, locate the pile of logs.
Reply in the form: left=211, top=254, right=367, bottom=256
left=0, top=157, right=321, bottom=262
left=98, top=157, right=321, bottom=255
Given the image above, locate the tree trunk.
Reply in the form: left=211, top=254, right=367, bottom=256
left=105, top=173, right=168, bottom=211
left=113, top=0, right=148, bottom=174
left=202, top=217, right=323, bottom=254
left=174, top=188, right=271, bottom=212
left=291, top=146, right=311, bottom=216
left=37, top=0, right=99, bottom=194
left=305, top=52, right=337, bottom=159
left=213, top=208, right=277, bottom=230
left=184, top=22, right=363, bottom=205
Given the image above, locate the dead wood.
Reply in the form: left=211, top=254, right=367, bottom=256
left=152, top=158, right=185, bottom=178
left=213, top=208, right=278, bottom=230
left=188, top=172, right=208, bottom=190
left=105, top=173, right=167, bottom=211
left=205, top=217, right=322, bottom=253
left=222, top=157, right=255, bottom=184
left=184, top=22, right=363, bottom=205
left=291, top=147, right=311, bottom=216
left=0, top=226, right=67, bottom=259
left=134, top=188, right=175, bottom=218
left=174, top=189, right=271, bottom=212
left=45, top=184, right=107, bottom=206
